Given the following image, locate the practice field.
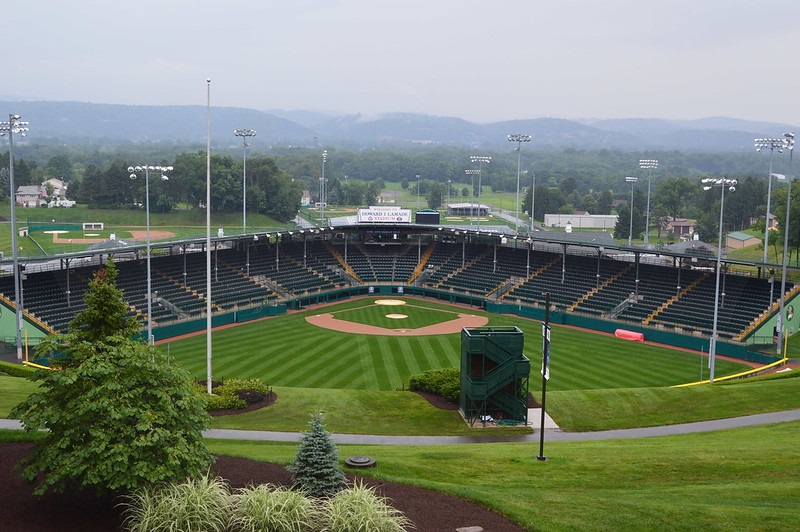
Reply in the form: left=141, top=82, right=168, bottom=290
left=160, top=297, right=752, bottom=391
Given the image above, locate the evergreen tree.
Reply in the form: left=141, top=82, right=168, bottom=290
left=290, top=414, right=346, bottom=498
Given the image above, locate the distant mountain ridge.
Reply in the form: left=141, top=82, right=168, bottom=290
left=1, top=100, right=795, bottom=152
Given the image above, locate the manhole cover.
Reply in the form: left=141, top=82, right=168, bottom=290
left=345, top=455, right=376, bottom=468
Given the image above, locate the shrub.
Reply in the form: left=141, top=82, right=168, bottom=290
left=408, top=367, right=460, bottom=402
left=12, top=260, right=212, bottom=495
left=322, top=482, right=413, bottom=531
left=0, top=361, right=36, bottom=378
left=232, top=484, right=318, bottom=532
left=120, top=474, right=232, bottom=532
left=290, top=414, right=346, bottom=498
left=198, top=377, right=271, bottom=411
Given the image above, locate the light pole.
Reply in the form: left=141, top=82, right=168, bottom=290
left=465, top=169, right=479, bottom=226
left=777, top=131, right=795, bottom=354
left=0, top=114, right=29, bottom=360
left=128, top=165, right=172, bottom=344
left=319, top=150, right=327, bottom=225
left=530, top=172, right=536, bottom=233
left=416, top=174, right=421, bottom=207
left=625, top=176, right=638, bottom=246
left=446, top=179, right=451, bottom=204
left=470, top=155, right=491, bottom=229
left=234, top=128, right=256, bottom=235
left=508, top=134, right=531, bottom=234
left=639, top=159, right=658, bottom=246
left=755, top=137, right=786, bottom=264
left=702, top=176, right=737, bottom=383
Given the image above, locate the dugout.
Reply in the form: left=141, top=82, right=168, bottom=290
left=460, top=326, right=530, bottom=426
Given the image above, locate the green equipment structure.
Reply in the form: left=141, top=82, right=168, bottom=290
left=459, top=326, right=530, bottom=425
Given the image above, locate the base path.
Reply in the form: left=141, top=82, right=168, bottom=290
left=306, top=312, right=489, bottom=336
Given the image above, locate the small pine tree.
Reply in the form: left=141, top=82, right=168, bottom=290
left=290, top=414, right=346, bottom=498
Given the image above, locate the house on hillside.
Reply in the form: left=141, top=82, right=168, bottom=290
left=16, top=185, right=47, bottom=207
left=665, top=217, right=695, bottom=239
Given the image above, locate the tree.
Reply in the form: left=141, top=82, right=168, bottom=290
left=427, top=182, right=444, bottom=209
left=290, top=414, right=346, bottom=498
left=12, top=259, right=212, bottom=495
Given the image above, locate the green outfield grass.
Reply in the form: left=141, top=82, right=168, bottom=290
left=204, top=420, right=800, bottom=531
left=160, top=297, right=751, bottom=392
left=331, top=301, right=460, bottom=329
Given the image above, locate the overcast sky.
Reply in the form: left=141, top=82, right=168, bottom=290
left=4, top=1, right=799, bottom=125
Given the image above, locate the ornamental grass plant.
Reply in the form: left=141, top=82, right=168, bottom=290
left=232, top=484, right=318, bottom=532
left=120, top=474, right=232, bottom=532
left=322, top=482, right=413, bottom=532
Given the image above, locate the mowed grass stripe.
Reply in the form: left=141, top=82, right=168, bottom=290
left=272, top=335, right=352, bottom=387
left=161, top=298, right=753, bottom=391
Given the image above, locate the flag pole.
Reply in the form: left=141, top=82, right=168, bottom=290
left=537, top=292, right=550, bottom=461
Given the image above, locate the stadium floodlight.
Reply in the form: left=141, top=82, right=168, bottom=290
left=701, top=176, right=737, bottom=383
left=465, top=169, right=480, bottom=226
left=0, top=114, right=29, bottom=360
left=128, top=165, right=172, bottom=345
left=508, top=134, right=532, bottom=234
left=777, top=131, right=795, bottom=354
left=638, top=159, right=658, bottom=246
left=470, top=156, right=492, bottom=229
left=319, top=150, right=327, bottom=225
left=234, top=128, right=256, bottom=236
left=625, top=176, right=638, bottom=246
left=755, top=137, right=787, bottom=265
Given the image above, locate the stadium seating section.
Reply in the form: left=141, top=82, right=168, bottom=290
left=1, top=239, right=787, bottom=341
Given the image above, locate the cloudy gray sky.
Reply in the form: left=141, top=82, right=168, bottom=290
left=5, top=0, right=798, bottom=125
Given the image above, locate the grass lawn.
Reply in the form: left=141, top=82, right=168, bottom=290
left=0, top=375, right=37, bottom=418
left=208, top=386, right=528, bottom=435
left=331, top=301, right=460, bottom=329
left=206, top=420, right=800, bottom=531
left=160, top=298, right=751, bottom=392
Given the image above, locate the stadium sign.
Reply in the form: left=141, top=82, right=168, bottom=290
left=357, top=206, right=411, bottom=223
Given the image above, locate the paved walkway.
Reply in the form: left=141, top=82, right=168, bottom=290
left=4, top=410, right=798, bottom=446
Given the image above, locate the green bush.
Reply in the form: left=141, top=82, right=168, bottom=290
left=120, top=474, right=232, bottom=532
left=12, top=260, right=212, bottom=495
left=198, top=377, right=271, bottom=411
left=0, top=361, right=36, bottom=378
left=232, top=484, right=318, bottom=532
left=323, top=482, right=413, bottom=532
left=408, top=367, right=460, bottom=403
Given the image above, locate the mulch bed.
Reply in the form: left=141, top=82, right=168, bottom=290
left=2, top=389, right=525, bottom=531
left=0, top=442, right=524, bottom=532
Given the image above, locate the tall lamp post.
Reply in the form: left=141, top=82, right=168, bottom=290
left=625, top=176, right=638, bottom=246
left=755, top=137, right=786, bottom=264
left=234, top=128, right=256, bottom=235
left=702, top=176, right=737, bottom=383
left=416, top=174, right=421, bottom=207
left=638, top=159, right=658, bottom=246
left=319, top=150, right=327, bottom=225
left=465, top=169, right=479, bottom=226
left=777, top=131, right=795, bottom=354
left=530, top=172, right=536, bottom=233
left=470, top=155, right=491, bottom=229
left=508, top=134, right=532, bottom=234
left=128, top=165, right=172, bottom=344
left=0, top=114, right=29, bottom=360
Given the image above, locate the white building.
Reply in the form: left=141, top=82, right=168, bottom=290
left=544, top=213, right=618, bottom=230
